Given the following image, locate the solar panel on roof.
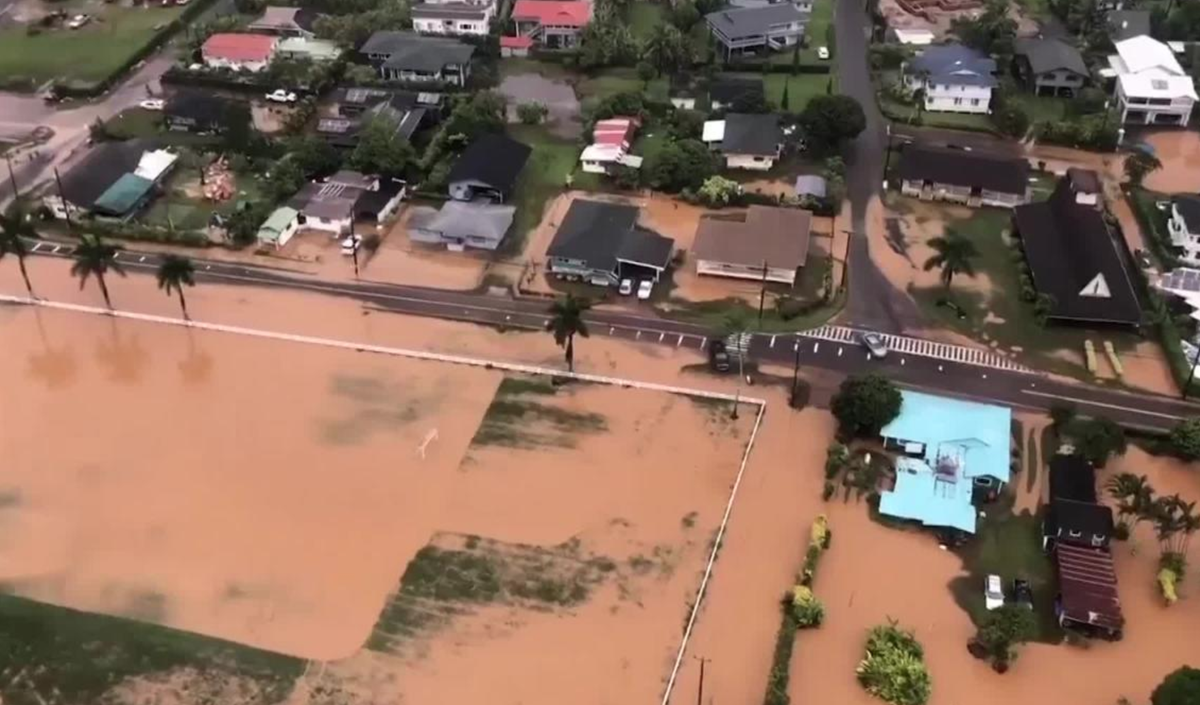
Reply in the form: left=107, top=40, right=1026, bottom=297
left=345, top=88, right=369, bottom=103
left=1164, top=268, right=1200, bottom=292
left=318, top=119, right=353, bottom=133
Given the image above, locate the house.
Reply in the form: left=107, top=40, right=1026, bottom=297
left=248, top=6, right=318, bottom=37
left=286, top=171, right=405, bottom=234
left=500, top=35, right=534, bottom=57
left=511, top=0, right=592, bottom=49
left=708, top=75, right=764, bottom=110
left=889, top=27, right=934, bottom=45
left=546, top=200, right=674, bottom=286
left=705, top=3, right=809, bottom=60
left=903, top=44, right=996, bottom=114
left=729, top=0, right=812, bottom=9
left=1108, top=10, right=1150, bottom=42
left=1168, top=194, right=1200, bottom=265
left=692, top=205, right=812, bottom=285
left=408, top=200, right=516, bottom=250
left=897, top=144, right=1031, bottom=208
left=45, top=140, right=177, bottom=220
left=794, top=174, right=827, bottom=200
left=446, top=133, right=531, bottom=202
left=702, top=113, right=784, bottom=171
left=1055, top=543, right=1124, bottom=639
left=164, top=91, right=240, bottom=134
left=276, top=37, right=342, bottom=63
left=412, top=2, right=495, bottom=36
left=360, top=31, right=476, bottom=85
left=329, top=87, right=443, bottom=118
left=1045, top=499, right=1115, bottom=550
left=1065, top=166, right=1103, bottom=208
left=1108, top=35, right=1196, bottom=126
left=201, top=33, right=279, bottom=72
left=1012, top=174, right=1142, bottom=326
left=580, top=117, right=643, bottom=174
left=317, top=93, right=428, bottom=149
left=1048, top=454, right=1098, bottom=503
left=877, top=391, right=1012, bottom=535
left=256, top=206, right=301, bottom=249
left=1014, top=37, right=1088, bottom=97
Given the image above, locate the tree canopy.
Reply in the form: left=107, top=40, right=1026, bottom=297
left=1152, top=666, right=1200, bottom=705
left=349, top=118, right=414, bottom=178
left=800, top=95, right=867, bottom=155
left=951, top=0, right=1017, bottom=57
left=923, top=230, right=979, bottom=291
left=1070, top=416, right=1127, bottom=468
left=830, top=374, right=903, bottom=439
left=644, top=139, right=718, bottom=192
left=975, top=604, right=1036, bottom=669
left=1168, top=417, right=1200, bottom=461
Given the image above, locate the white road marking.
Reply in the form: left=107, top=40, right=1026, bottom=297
left=608, top=326, right=614, bottom=335
left=51, top=245, right=61, bottom=254
left=770, top=335, right=776, bottom=348
left=901, top=358, right=906, bottom=365
left=659, top=332, right=664, bottom=342
left=837, top=347, right=843, bottom=357
left=505, top=315, right=511, bottom=321
left=699, top=337, right=707, bottom=349
left=677, top=335, right=684, bottom=347
left=813, top=342, right=820, bottom=353
left=635, top=330, right=641, bottom=340
left=1021, top=389, right=1184, bottom=421
left=139, top=256, right=146, bottom=263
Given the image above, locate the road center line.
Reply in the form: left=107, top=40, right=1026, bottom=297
left=1020, top=389, right=1184, bottom=421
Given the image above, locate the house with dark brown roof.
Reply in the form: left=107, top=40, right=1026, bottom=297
left=693, top=206, right=812, bottom=285
left=1012, top=175, right=1142, bottom=326
left=897, top=143, right=1031, bottom=208
left=1055, top=543, right=1124, bottom=639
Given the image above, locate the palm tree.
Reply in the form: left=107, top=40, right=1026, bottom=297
left=0, top=204, right=38, bottom=298
left=923, top=230, right=980, bottom=292
left=70, top=235, right=125, bottom=309
left=548, top=294, right=591, bottom=372
left=1151, top=494, right=1200, bottom=556
left=156, top=254, right=196, bottom=320
left=1124, top=149, right=1162, bottom=188
left=1105, top=472, right=1156, bottom=538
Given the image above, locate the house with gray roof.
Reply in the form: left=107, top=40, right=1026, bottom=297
left=546, top=200, right=674, bottom=286
left=903, top=44, right=996, bottom=114
left=704, top=3, right=809, bottom=60
left=702, top=113, right=785, bottom=171
left=408, top=200, right=516, bottom=250
left=360, top=31, right=475, bottom=85
left=1014, top=37, right=1089, bottom=97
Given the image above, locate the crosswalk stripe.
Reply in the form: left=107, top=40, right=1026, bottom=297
left=793, top=325, right=1034, bottom=374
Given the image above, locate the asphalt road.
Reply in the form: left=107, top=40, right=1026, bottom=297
left=21, top=241, right=1200, bottom=432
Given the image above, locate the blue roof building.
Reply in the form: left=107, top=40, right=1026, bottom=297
left=878, top=391, right=1012, bottom=534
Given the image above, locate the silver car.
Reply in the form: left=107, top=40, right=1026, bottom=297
left=859, top=331, right=888, bottom=359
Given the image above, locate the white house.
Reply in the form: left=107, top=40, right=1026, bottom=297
left=1109, top=36, right=1196, bottom=125
left=903, top=43, right=996, bottom=114
left=256, top=206, right=301, bottom=249
left=412, top=2, right=494, bottom=36
left=702, top=113, right=784, bottom=171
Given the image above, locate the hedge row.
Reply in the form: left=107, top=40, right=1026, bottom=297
left=763, top=515, right=831, bottom=705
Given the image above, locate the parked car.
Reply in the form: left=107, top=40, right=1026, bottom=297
left=138, top=98, right=164, bottom=111
left=984, top=574, right=1005, bottom=610
left=66, top=14, right=90, bottom=29
left=858, top=331, right=888, bottom=358
left=618, top=278, right=633, bottom=296
left=636, top=280, right=653, bottom=300
left=340, top=234, right=361, bottom=255
left=265, top=89, right=298, bottom=103
left=1012, top=578, right=1033, bottom=609
left=817, top=46, right=830, bottom=60
left=708, top=339, right=731, bottom=373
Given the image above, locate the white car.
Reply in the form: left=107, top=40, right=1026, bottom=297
left=66, top=14, right=90, bottom=29
left=618, top=278, right=633, bottom=295
left=139, top=98, right=164, bottom=111
left=340, top=235, right=362, bottom=255
left=265, top=89, right=298, bottom=103
left=859, top=331, right=888, bottom=359
left=636, top=280, right=653, bottom=300
left=817, top=46, right=830, bottom=60
left=984, top=574, right=1005, bottom=610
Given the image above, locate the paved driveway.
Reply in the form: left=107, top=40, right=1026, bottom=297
left=498, top=73, right=581, bottom=139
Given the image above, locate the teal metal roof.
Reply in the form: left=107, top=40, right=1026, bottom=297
left=93, top=173, right=154, bottom=215
left=877, top=391, right=1013, bottom=535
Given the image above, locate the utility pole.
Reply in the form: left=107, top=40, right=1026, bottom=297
left=54, top=168, right=73, bottom=231
left=791, top=334, right=802, bottom=407
left=351, top=235, right=360, bottom=278
left=758, top=259, right=768, bottom=324
left=695, top=655, right=710, bottom=705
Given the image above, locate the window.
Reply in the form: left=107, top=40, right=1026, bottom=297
left=1068, top=530, right=1083, bottom=538
left=753, top=156, right=765, bottom=162
left=953, top=98, right=963, bottom=105
left=971, top=99, right=980, bottom=106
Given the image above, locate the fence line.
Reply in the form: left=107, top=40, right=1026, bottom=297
left=2, top=294, right=770, bottom=705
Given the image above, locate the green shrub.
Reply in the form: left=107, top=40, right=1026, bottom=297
left=822, top=481, right=836, bottom=501
left=1167, top=418, right=1200, bottom=460
left=763, top=601, right=798, bottom=705
left=825, top=441, right=850, bottom=478
left=791, top=586, right=825, bottom=628
left=811, top=514, right=829, bottom=547
left=856, top=622, right=931, bottom=705
left=1159, top=568, right=1179, bottom=604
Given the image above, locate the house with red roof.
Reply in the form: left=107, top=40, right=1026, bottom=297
left=580, top=117, right=643, bottom=175
left=201, top=33, right=280, bottom=72
left=510, top=0, right=592, bottom=49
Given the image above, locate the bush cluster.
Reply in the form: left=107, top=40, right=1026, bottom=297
left=856, top=622, right=932, bottom=705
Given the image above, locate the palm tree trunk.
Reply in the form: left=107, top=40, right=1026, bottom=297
left=97, top=273, right=112, bottom=310
left=944, top=269, right=954, bottom=291
left=17, top=255, right=34, bottom=298
left=565, top=334, right=575, bottom=372
left=177, top=288, right=190, bottom=321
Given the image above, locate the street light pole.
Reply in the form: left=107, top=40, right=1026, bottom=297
left=53, top=168, right=73, bottom=232
left=695, top=656, right=710, bottom=705
left=4, top=154, right=18, bottom=201
left=791, top=334, right=802, bottom=406
left=758, top=259, right=768, bottom=324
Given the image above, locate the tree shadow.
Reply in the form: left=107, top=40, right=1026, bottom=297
left=94, top=317, right=149, bottom=385
left=26, top=307, right=76, bottom=390
left=177, top=327, right=213, bottom=386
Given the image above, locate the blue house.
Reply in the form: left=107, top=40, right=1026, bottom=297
left=878, top=391, right=1012, bottom=534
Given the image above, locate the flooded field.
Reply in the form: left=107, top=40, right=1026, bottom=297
left=0, top=259, right=768, bottom=704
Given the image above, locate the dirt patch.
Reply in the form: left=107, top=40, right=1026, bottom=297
left=499, top=73, right=582, bottom=140
left=878, top=196, right=996, bottom=298
left=1142, top=130, right=1200, bottom=194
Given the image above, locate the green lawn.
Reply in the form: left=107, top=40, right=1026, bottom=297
left=628, top=1, right=666, bottom=41
left=1010, top=93, right=1070, bottom=124
left=768, top=0, right=834, bottom=65
left=104, top=108, right=221, bottom=148
left=0, top=593, right=303, bottom=704
left=765, top=73, right=832, bottom=112
left=576, top=68, right=669, bottom=111
left=499, top=57, right=574, bottom=81
left=142, top=159, right=266, bottom=232
left=503, top=124, right=580, bottom=256
left=907, top=203, right=1146, bottom=379
left=948, top=494, right=1063, bottom=643
left=0, top=5, right=185, bottom=89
